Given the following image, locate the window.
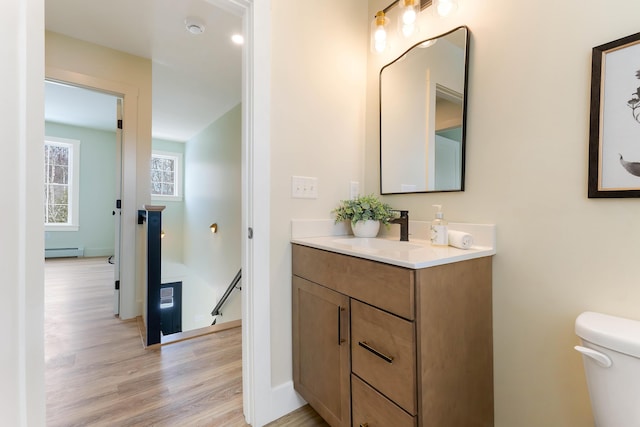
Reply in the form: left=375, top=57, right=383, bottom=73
left=151, top=151, right=183, bottom=201
left=44, top=137, right=80, bottom=231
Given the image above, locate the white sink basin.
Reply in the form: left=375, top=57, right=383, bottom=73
left=291, top=221, right=496, bottom=269
left=331, top=237, right=424, bottom=253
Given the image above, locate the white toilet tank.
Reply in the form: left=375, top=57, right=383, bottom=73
left=575, top=311, right=640, bottom=427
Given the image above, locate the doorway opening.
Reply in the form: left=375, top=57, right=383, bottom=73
left=44, top=80, right=123, bottom=313
left=42, top=0, right=274, bottom=423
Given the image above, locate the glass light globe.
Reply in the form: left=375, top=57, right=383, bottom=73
left=436, top=0, right=458, bottom=17
left=402, top=9, right=417, bottom=25
left=371, top=11, right=389, bottom=53
left=398, top=0, right=420, bottom=38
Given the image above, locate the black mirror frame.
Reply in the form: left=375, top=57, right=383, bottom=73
left=379, top=25, right=470, bottom=195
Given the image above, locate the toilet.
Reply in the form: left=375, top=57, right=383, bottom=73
left=574, top=311, right=640, bottom=426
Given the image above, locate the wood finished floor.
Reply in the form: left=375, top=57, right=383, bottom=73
left=45, top=257, right=326, bottom=426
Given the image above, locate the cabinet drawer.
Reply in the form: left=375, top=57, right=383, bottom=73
left=292, top=244, right=415, bottom=319
left=351, top=300, right=417, bottom=414
left=352, top=374, right=416, bottom=427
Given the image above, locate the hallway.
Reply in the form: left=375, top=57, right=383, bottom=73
left=44, top=257, right=326, bottom=426
left=44, top=257, right=245, bottom=426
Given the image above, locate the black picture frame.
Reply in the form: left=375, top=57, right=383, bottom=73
left=588, top=32, right=640, bottom=198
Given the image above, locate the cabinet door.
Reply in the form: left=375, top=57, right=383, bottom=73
left=293, top=276, right=350, bottom=427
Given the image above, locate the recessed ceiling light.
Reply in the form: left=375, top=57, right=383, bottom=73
left=185, top=17, right=205, bottom=35
left=231, top=34, right=244, bottom=45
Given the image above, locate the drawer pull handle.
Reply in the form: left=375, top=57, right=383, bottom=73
left=337, top=306, right=346, bottom=345
left=360, top=424, right=369, bottom=427
left=358, top=341, right=394, bottom=363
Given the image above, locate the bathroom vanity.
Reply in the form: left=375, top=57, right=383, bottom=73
left=291, top=230, right=495, bottom=427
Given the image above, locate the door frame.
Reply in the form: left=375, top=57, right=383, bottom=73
left=232, top=0, right=274, bottom=425
left=45, top=67, right=139, bottom=320
left=235, top=0, right=304, bottom=423
left=114, top=98, right=123, bottom=315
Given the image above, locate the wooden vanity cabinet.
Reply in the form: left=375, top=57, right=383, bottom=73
left=292, top=244, right=494, bottom=427
left=292, top=276, right=351, bottom=427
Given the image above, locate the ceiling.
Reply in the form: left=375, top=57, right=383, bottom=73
left=44, top=0, right=243, bottom=142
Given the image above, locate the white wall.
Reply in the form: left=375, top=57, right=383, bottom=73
left=1, top=0, right=45, bottom=424
left=366, top=0, right=640, bottom=425
left=182, top=104, right=242, bottom=329
left=269, top=0, right=369, bottom=387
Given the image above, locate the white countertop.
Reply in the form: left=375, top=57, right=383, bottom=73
left=291, top=220, right=496, bottom=269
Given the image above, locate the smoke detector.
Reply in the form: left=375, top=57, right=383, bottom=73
left=185, top=17, right=205, bottom=35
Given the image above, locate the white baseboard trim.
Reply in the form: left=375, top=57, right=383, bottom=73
left=83, top=247, right=114, bottom=257
left=265, top=381, right=306, bottom=426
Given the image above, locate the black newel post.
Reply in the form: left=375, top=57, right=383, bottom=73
left=139, top=205, right=165, bottom=345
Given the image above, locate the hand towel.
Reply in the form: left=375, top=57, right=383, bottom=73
left=448, top=230, right=473, bottom=249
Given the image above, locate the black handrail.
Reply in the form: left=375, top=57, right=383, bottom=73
left=211, top=269, right=242, bottom=325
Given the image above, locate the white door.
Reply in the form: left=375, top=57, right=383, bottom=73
left=434, top=134, right=462, bottom=191
left=113, top=98, right=123, bottom=315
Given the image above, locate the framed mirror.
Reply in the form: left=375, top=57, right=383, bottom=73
left=380, top=26, right=469, bottom=194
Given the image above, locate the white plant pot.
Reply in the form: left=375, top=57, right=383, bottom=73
left=351, top=220, right=380, bottom=238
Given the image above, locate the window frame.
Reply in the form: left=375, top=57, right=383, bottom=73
left=44, top=136, right=80, bottom=232
left=151, top=150, right=183, bottom=202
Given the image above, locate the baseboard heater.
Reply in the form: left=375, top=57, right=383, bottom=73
left=45, top=247, right=85, bottom=258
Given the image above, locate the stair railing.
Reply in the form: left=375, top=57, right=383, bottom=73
left=211, top=269, right=242, bottom=325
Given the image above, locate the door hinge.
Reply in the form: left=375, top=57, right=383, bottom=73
left=115, top=280, right=120, bottom=290
left=116, top=199, right=121, bottom=209
left=248, top=227, right=254, bottom=239
left=117, top=119, right=123, bottom=129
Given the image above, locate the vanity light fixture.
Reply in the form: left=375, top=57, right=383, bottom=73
left=371, top=10, right=390, bottom=53
left=398, top=0, right=420, bottom=37
left=434, top=0, right=458, bottom=17
left=371, top=0, right=460, bottom=54
left=210, top=223, right=218, bottom=234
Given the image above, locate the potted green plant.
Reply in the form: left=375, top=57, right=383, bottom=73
left=332, top=194, right=394, bottom=237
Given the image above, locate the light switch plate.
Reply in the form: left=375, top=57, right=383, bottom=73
left=292, top=176, right=318, bottom=199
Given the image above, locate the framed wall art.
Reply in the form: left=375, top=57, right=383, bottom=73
left=588, top=32, right=640, bottom=198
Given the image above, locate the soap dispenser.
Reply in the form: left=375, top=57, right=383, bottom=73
left=430, top=205, right=448, bottom=246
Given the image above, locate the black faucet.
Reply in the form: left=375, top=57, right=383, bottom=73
left=390, top=210, right=409, bottom=241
